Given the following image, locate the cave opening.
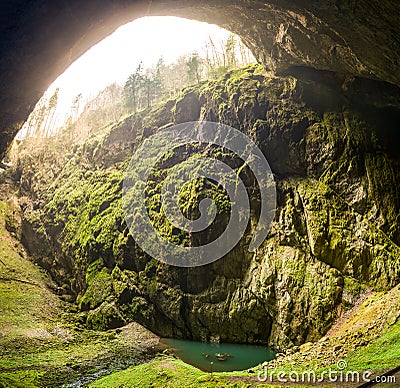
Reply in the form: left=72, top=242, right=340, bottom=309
left=14, top=16, right=255, bottom=142
left=2, top=1, right=400, bottom=158
left=1, top=2, right=400, bottom=386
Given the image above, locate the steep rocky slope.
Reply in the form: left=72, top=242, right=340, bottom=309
left=11, top=64, right=400, bottom=350
left=0, top=198, right=159, bottom=387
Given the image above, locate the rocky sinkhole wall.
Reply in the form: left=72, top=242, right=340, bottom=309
left=10, top=64, right=400, bottom=349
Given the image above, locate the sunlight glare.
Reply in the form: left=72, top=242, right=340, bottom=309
left=44, top=16, right=233, bottom=125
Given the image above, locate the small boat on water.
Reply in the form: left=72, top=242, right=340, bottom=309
left=215, top=353, right=232, bottom=361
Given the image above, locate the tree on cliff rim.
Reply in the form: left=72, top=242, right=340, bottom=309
left=185, top=52, right=202, bottom=84
left=124, top=63, right=144, bottom=113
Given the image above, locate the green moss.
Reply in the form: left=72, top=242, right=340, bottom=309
left=86, top=301, right=125, bottom=330
left=12, top=62, right=400, bottom=354
left=343, top=277, right=366, bottom=299
left=88, top=356, right=256, bottom=388
left=0, top=201, right=160, bottom=387
left=0, top=201, right=59, bottom=338
left=78, top=266, right=114, bottom=310
left=344, top=320, right=400, bottom=372
left=0, top=370, right=44, bottom=388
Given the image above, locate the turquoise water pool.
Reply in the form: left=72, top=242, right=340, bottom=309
left=160, top=338, right=276, bottom=372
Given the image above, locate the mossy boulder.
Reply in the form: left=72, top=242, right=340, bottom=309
left=86, top=301, right=126, bottom=330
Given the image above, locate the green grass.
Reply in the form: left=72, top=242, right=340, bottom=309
left=0, top=200, right=159, bottom=388
left=88, top=356, right=266, bottom=388
left=344, top=320, right=400, bottom=372
left=0, top=370, right=44, bottom=388
left=0, top=201, right=59, bottom=338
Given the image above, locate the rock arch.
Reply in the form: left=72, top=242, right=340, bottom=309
left=1, top=0, right=399, bottom=158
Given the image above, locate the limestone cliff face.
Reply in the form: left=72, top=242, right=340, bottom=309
left=14, top=65, right=400, bottom=349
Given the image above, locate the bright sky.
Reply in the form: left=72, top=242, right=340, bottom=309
left=42, top=16, right=233, bottom=126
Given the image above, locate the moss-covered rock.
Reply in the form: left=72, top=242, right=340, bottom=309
left=13, top=64, right=400, bottom=349
left=86, top=301, right=126, bottom=330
